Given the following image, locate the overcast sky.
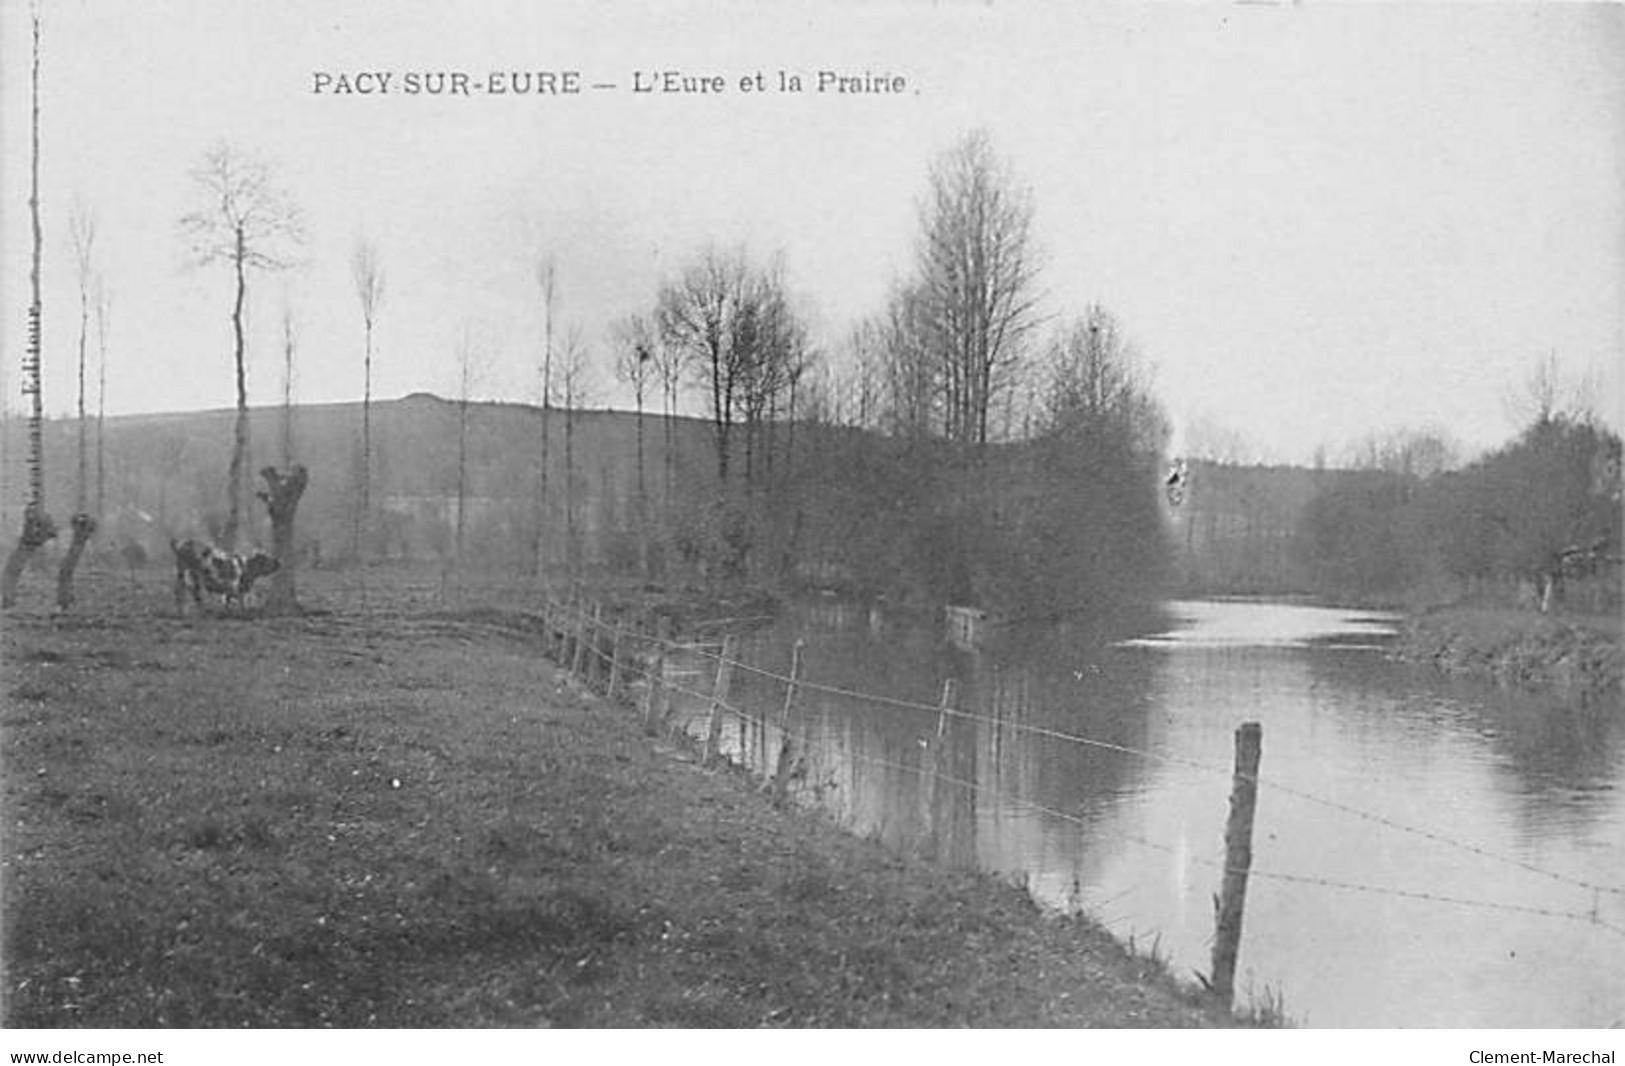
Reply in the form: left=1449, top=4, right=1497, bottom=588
left=2, top=0, right=1621, bottom=464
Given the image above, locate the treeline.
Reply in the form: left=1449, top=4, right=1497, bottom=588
left=1297, top=415, right=1622, bottom=611
left=5, top=128, right=1175, bottom=620
left=615, top=132, right=1173, bottom=617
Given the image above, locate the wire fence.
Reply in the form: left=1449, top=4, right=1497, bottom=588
left=536, top=597, right=1625, bottom=941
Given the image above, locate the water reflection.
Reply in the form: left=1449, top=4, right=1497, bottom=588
left=670, top=598, right=1625, bottom=1026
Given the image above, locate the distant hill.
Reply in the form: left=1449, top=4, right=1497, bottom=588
left=3, top=396, right=1366, bottom=599
left=0, top=394, right=718, bottom=570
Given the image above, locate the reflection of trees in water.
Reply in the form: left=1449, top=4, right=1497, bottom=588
left=1306, top=651, right=1625, bottom=838
left=967, top=637, right=1161, bottom=883
left=740, top=605, right=1163, bottom=888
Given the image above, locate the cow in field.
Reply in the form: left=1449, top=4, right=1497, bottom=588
left=171, top=538, right=279, bottom=613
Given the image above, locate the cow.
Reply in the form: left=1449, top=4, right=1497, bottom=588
left=171, top=538, right=279, bottom=613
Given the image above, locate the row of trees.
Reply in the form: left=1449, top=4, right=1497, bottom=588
left=9, top=110, right=1172, bottom=619
left=608, top=130, right=1172, bottom=617
left=1297, top=412, right=1621, bottom=610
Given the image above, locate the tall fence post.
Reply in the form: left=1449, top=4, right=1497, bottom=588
left=925, top=678, right=957, bottom=855
left=703, top=635, right=737, bottom=767
left=771, top=640, right=805, bottom=804
left=591, top=603, right=608, bottom=690
left=1210, top=720, right=1263, bottom=1008
left=607, top=615, right=625, bottom=700
left=570, top=599, right=589, bottom=680
left=642, top=615, right=670, bottom=735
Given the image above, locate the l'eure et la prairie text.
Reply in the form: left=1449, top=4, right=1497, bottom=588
left=310, top=69, right=909, bottom=96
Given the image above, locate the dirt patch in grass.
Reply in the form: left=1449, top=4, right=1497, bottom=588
left=2, top=574, right=1237, bottom=1028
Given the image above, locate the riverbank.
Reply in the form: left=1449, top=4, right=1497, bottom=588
left=1395, top=605, right=1623, bottom=696
left=1, top=585, right=1242, bottom=1028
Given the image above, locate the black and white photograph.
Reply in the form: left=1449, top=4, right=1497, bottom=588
left=1, top=0, right=1621, bottom=1052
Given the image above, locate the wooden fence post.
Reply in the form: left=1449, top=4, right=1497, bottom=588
left=592, top=604, right=609, bottom=690
left=770, top=640, right=805, bottom=803
left=570, top=599, right=588, bottom=679
left=924, top=678, right=956, bottom=854
left=1210, top=720, right=1263, bottom=1008
left=554, top=599, right=568, bottom=664
left=607, top=616, right=625, bottom=700
left=703, top=635, right=737, bottom=767
left=642, top=615, right=670, bottom=735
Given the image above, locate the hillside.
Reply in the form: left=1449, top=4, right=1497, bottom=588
left=0, top=395, right=719, bottom=572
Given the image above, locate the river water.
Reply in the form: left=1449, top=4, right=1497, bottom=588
left=667, top=597, right=1625, bottom=1027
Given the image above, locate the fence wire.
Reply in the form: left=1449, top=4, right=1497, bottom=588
left=543, top=600, right=1625, bottom=933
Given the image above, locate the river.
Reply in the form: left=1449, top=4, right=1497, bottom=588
left=665, top=597, right=1625, bottom=1027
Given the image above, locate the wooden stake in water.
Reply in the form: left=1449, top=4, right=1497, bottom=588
left=1210, top=721, right=1262, bottom=1007
left=703, top=635, right=737, bottom=767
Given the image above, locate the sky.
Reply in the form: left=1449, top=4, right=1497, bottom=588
left=1, top=0, right=1621, bottom=465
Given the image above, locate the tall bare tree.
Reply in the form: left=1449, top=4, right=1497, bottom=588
left=656, top=247, right=808, bottom=485
left=649, top=310, right=686, bottom=514
left=94, top=276, right=110, bottom=521
left=2, top=4, right=56, bottom=609
left=279, top=299, right=298, bottom=467
left=452, top=324, right=493, bottom=568
left=733, top=260, right=808, bottom=486
left=532, top=254, right=557, bottom=577
left=351, top=235, right=385, bottom=562
left=69, top=206, right=95, bottom=513
left=658, top=248, right=746, bottom=482
left=613, top=313, right=657, bottom=508
left=553, top=326, right=591, bottom=575
left=915, top=130, right=1041, bottom=446
left=614, top=313, right=659, bottom=575
left=56, top=205, right=100, bottom=609
left=179, top=142, right=302, bottom=551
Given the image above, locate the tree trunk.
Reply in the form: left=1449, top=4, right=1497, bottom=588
left=224, top=226, right=249, bottom=551
left=358, top=316, right=372, bottom=562
left=5, top=14, right=52, bottom=610
left=258, top=465, right=308, bottom=615
left=55, top=513, right=96, bottom=611
left=565, top=407, right=576, bottom=574
left=1, top=507, right=56, bottom=609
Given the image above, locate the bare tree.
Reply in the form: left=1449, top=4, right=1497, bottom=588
left=733, top=260, right=808, bottom=486
left=553, top=326, right=591, bottom=575
left=1506, top=351, right=1563, bottom=430
left=613, top=313, right=658, bottom=508
left=1042, top=304, right=1165, bottom=453
left=351, top=235, right=385, bottom=563
left=69, top=205, right=95, bottom=513
left=279, top=299, right=298, bottom=467
left=56, top=204, right=100, bottom=609
left=648, top=308, right=686, bottom=514
left=532, top=254, right=557, bottom=577
left=454, top=326, right=482, bottom=564
left=876, top=281, right=938, bottom=438
left=94, top=276, right=110, bottom=521
left=2, top=4, right=56, bottom=609
left=658, top=247, right=748, bottom=482
left=915, top=130, right=1041, bottom=446
left=179, top=142, right=302, bottom=551
left=614, top=313, right=660, bottom=575
left=656, top=247, right=808, bottom=485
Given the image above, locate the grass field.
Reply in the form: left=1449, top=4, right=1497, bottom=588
left=1, top=565, right=1236, bottom=1028
left=1398, top=603, right=1623, bottom=695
